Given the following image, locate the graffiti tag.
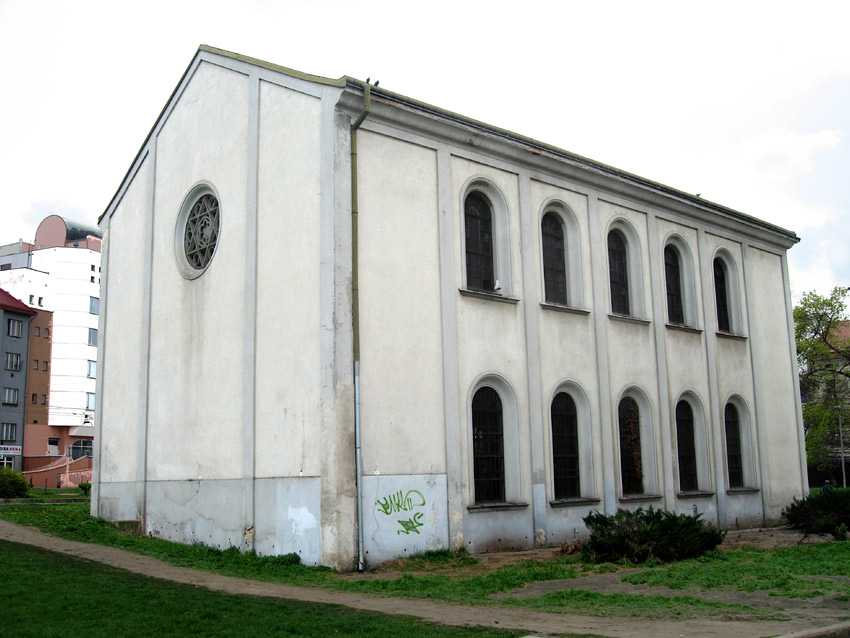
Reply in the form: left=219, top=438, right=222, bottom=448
left=376, top=489, right=427, bottom=535
left=396, top=512, right=424, bottom=535
left=376, top=489, right=425, bottom=516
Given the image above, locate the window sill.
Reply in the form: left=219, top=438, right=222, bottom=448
left=618, top=493, right=663, bottom=502
left=608, top=313, right=650, bottom=326
left=459, top=289, right=520, bottom=304
left=467, top=502, right=528, bottom=513
left=666, top=323, right=703, bottom=335
left=716, top=331, right=747, bottom=341
left=727, top=487, right=760, bottom=495
left=549, top=497, right=600, bottom=508
left=676, top=491, right=715, bottom=499
left=540, top=303, right=590, bottom=316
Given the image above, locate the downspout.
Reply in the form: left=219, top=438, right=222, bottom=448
left=351, top=82, right=371, bottom=572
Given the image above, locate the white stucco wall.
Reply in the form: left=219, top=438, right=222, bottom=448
left=146, top=61, right=250, bottom=482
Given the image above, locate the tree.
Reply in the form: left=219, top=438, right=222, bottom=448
left=794, top=287, right=850, bottom=470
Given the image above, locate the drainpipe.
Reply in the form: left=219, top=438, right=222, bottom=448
left=351, top=81, right=371, bottom=572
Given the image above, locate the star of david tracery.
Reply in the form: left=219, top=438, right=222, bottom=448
left=184, top=194, right=220, bottom=270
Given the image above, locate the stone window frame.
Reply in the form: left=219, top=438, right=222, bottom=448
left=459, top=178, right=514, bottom=298
left=606, top=219, right=645, bottom=319
left=539, top=199, right=585, bottom=310
left=663, top=234, right=698, bottom=328
left=672, top=391, right=712, bottom=494
left=712, top=248, right=744, bottom=336
left=615, top=386, right=659, bottom=499
left=722, top=395, right=757, bottom=491
left=546, top=380, right=596, bottom=504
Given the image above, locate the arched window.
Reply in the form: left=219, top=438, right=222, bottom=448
left=608, top=229, right=629, bottom=315
left=724, top=403, right=744, bottom=488
left=472, top=386, right=505, bottom=503
left=618, top=396, right=643, bottom=494
left=714, top=258, right=730, bottom=333
left=675, top=401, right=698, bottom=492
left=665, top=245, right=685, bottom=325
left=465, top=192, right=495, bottom=292
left=542, top=213, right=567, bottom=305
left=551, top=392, right=579, bottom=499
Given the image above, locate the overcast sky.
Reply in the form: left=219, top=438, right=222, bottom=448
left=1, top=0, right=848, bottom=299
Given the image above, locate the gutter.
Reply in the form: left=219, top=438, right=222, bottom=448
left=350, top=81, right=371, bottom=572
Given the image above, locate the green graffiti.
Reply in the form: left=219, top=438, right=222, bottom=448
left=376, top=489, right=426, bottom=516
left=397, top=511, right=424, bottom=535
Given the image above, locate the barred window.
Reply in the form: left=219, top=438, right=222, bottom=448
left=665, top=245, right=685, bottom=325
left=465, top=192, right=495, bottom=292
left=675, top=401, right=698, bottom=492
left=725, top=403, right=744, bottom=488
left=472, top=386, right=505, bottom=503
left=714, top=258, right=730, bottom=333
left=608, top=230, right=630, bottom=315
left=618, top=396, right=643, bottom=494
left=551, top=392, right=580, bottom=499
left=542, top=213, right=567, bottom=305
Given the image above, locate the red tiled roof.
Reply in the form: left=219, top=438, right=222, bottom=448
left=0, top=287, right=36, bottom=316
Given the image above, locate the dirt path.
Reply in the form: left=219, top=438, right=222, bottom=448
left=2, top=519, right=848, bottom=638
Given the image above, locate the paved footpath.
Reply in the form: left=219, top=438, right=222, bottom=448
left=2, top=519, right=848, bottom=638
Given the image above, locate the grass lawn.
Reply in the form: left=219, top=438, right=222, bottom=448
left=3, top=540, right=523, bottom=638
left=2, top=503, right=845, bottom=619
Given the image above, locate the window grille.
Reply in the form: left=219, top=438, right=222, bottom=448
left=465, top=192, right=495, bottom=292
left=551, top=392, right=580, bottom=499
left=542, top=213, right=567, bottom=305
left=608, top=230, right=630, bottom=315
left=675, top=401, right=698, bottom=492
left=472, top=386, right=505, bottom=503
left=714, top=259, right=731, bottom=332
left=665, top=245, right=685, bottom=325
left=618, top=396, right=643, bottom=494
left=725, top=404, right=744, bottom=488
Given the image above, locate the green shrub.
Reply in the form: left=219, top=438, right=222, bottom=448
left=0, top=467, right=29, bottom=499
left=783, top=488, right=850, bottom=539
left=78, top=482, right=92, bottom=496
left=581, top=507, right=725, bottom=564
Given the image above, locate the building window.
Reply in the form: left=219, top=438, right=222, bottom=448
left=0, top=457, right=12, bottom=467
left=0, top=423, right=15, bottom=440
left=542, top=212, right=567, bottom=305
left=42, top=361, right=47, bottom=371
left=86, top=393, right=96, bottom=411
left=48, top=438, right=59, bottom=455
left=4, top=353, right=21, bottom=371
left=608, top=230, right=629, bottom=315
left=90, top=276, right=95, bottom=283
left=41, top=394, right=46, bottom=405
left=714, top=258, right=730, bottom=333
left=551, top=392, right=579, bottom=499
left=88, top=328, right=98, bottom=347
left=33, top=359, right=38, bottom=370
left=87, top=360, right=96, bottom=378
left=29, top=295, right=34, bottom=304
left=725, top=403, right=744, bottom=488
left=89, top=296, right=99, bottom=315
left=38, top=297, right=43, bottom=307
left=618, top=396, right=643, bottom=494
left=7, top=319, right=22, bottom=338
left=34, top=326, right=39, bottom=336
left=91, top=265, right=96, bottom=272
left=664, top=245, right=685, bottom=325
left=176, top=187, right=221, bottom=278
left=472, top=386, right=505, bottom=503
left=675, top=401, right=698, bottom=492
left=69, top=439, right=93, bottom=460
left=31, top=394, right=36, bottom=404
left=44, top=328, right=49, bottom=338
left=465, top=192, right=495, bottom=292
left=3, top=388, right=19, bottom=405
